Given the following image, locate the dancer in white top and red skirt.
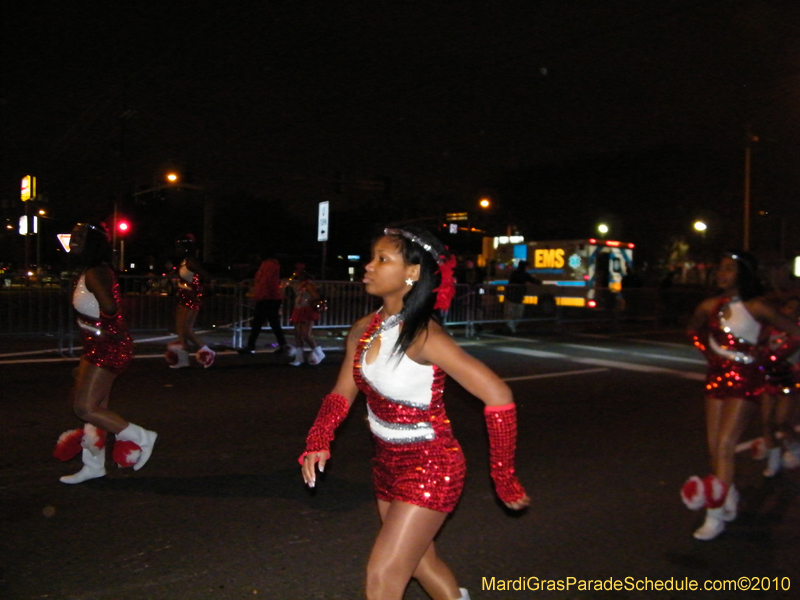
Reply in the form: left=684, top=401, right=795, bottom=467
left=300, top=226, right=529, bottom=600
left=165, top=234, right=215, bottom=368
left=683, top=251, right=800, bottom=540
left=759, top=296, right=800, bottom=476
left=54, top=222, right=158, bottom=483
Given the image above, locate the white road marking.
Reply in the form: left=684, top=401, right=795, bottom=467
left=503, top=367, right=609, bottom=382
left=496, top=346, right=706, bottom=380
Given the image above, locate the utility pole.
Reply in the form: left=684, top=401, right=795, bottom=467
left=743, top=127, right=758, bottom=251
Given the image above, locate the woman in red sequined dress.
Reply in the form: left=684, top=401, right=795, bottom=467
left=165, top=234, right=215, bottom=368
left=759, top=296, right=800, bottom=477
left=300, top=226, right=529, bottom=600
left=683, top=251, right=800, bottom=540
left=287, top=263, right=324, bottom=366
left=54, top=223, right=158, bottom=484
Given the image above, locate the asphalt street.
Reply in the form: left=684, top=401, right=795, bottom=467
left=1, top=328, right=798, bottom=599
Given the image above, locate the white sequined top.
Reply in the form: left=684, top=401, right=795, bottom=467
left=72, top=273, right=100, bottom=319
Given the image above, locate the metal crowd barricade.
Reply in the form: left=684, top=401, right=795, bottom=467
left=0, top=277, right=73, bottom=354
left=116, top=275, right=245, bottom=343
left=1, top=275, right=689, bottom=356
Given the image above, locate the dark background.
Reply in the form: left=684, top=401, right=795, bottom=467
left=3, top=1, right=800, bottom=276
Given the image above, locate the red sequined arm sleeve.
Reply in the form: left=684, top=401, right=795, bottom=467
left=766, top=332, right=800, bottom=363
left=485, top=403, right=526, bottom=503
left=298, top=393, right=351, bottom=465
left=688, top=329, right=715, bottom=362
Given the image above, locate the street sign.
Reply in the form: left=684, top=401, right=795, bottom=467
left=318, top=201, right=329, bottom=242
left=21, top=175, right=36, bottom=201
left=57, top=234, right=72, bottom=252
left=19, top=215, right=38, bottom=235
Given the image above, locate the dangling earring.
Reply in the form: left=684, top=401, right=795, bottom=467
left=405, top=278, right=415, bottom=286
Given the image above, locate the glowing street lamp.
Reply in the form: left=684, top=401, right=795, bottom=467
left=479, top=197, right=491, bottom=209
left=693, top=220, right=707, bottom=233
left=597, top=223, right=609, bottom=237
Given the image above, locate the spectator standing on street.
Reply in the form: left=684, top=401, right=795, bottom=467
left=504, top=260, right=539, bottom=333
left=682, top=251, right=800, bottom=540
left=240, top=250, right=295, bottom=357
left=54, top=222, right=157, bottom=483
left=300, top=226, right=529, bottom=600
left=165, top=234, right=215, bottom=368
left=288, top=263, right=324, bottom=366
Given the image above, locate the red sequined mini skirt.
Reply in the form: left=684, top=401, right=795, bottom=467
left=371, top=436, right=466, bottom=513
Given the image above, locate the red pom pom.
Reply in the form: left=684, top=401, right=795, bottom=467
left=196, top=347, right=215, bottom=368
left=54, top=429, right=84, bottom=461
left=702, top=474, right=729, bottom=509
left=164, top=342, right=182, bottom=365
left=82, top=424, right=107, bottom=453
left=112, top=440, right=142, bottom=468
left=680, top=476, right=705, bottom=510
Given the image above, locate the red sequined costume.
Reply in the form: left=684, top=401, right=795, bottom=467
left=354, top=312, right=466, bottom=513
left=177, top=260, right=203, bottom=311
left=289, top=279, right=320, bottom=324
left=692, top=297, right=764, bottom=400
left=761, top=326, right=800, bottom=396
left=73, top=271, right=133, bottom=374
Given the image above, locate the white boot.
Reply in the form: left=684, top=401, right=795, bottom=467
left=783, top=442, right=800, bottom=469
left=694, top=507, right=726, bottom=540
left=764, top=447, right=782, bottom=477
left=116, top=423, right=158, bottom=471
left=289, top=346, right=304, bottom=366
left=721, top=485, right=739, bottom=522
left=166, top=342, right=190, bottom=369
left=196, top=345, right=215, bottom=368
left=60, top=448, right=106, bottom=484
left=307, top=346, right=325, bottom=365
left=457, top=588, right=471, bottom=600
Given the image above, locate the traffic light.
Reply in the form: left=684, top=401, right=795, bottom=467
left=117, top=219, right=131, bottom=235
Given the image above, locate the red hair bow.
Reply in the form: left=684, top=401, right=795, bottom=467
left=433, top=254, right=457, bottom=311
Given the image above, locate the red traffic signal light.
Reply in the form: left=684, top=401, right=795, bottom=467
left=117, top=220, right=130, bottom=235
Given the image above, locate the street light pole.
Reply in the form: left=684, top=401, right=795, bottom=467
left=743, top=128, right=758, bottom=252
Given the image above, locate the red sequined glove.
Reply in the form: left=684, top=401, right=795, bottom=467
left=298, top=393, right=350, bottom=465
left=765, top=331, right=800, bottom=364
left=485, top=403, right=526, bottom=503
left=688, top=330, right=715, bottom=362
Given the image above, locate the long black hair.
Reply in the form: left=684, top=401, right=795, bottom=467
left=70, top=222, right=112, bottom=270
left=381, top=226, right=451, bottom=355
left=723, top=249, right=763, bottom=301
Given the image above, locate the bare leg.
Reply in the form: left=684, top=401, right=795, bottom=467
left=72, top=359, right=128, bottom=434
left=760, top=392, right=779, bottom=448
left=296, top=321, right=317, bottom=350
left=176, top=305, right=205, bottom=350
left=775, top=393, right=799, bottom=443
left=293, top=320, right=304, bottom=349
left=366, top=499, right=459, bottom=600
left=705, top=397, right=756, bottom=483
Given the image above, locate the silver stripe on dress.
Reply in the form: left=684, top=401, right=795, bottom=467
left=76, top=318, right=102, bottom=336
left=709, top=336, right=755, bottom=364
left=367, top=405, right=436, bottom=444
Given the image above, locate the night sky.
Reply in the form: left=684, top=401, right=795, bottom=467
left=3, top=1, right=800, bottom=268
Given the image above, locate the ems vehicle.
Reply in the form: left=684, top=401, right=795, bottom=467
left=486, top=237, right=635, bottom=312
